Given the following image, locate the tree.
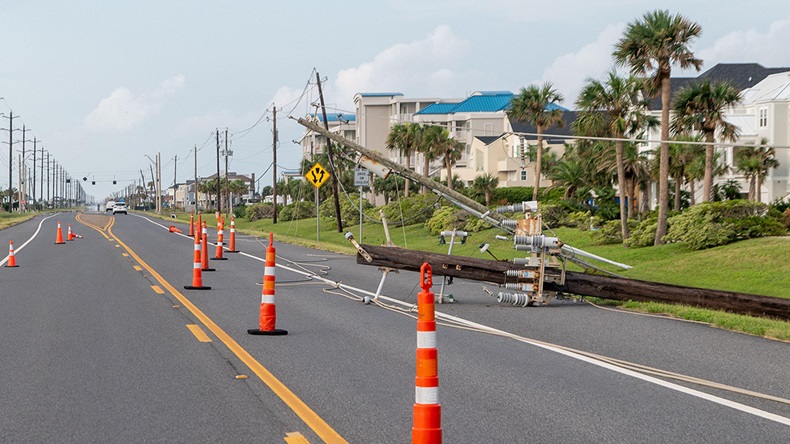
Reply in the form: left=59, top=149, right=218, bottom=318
left=548, top=158, right=587, bottom=200
left=736, top=138, right=779, bottom=202
left=668, top=135, right=703, bottom=210
left=507, top=82, right=565, bottom=201
left=430, top=128, right=464, bottom=191
left=575, top=71, right=656, bottom=240
left=386, top=123, right=423, bottom=197
left=470, top=173, right=499, bottom=206
left=614, top=9, right=703, bottom=245
left=418, top=125, right=443, bottom=193
left=672, top=79, right=741, bottom=202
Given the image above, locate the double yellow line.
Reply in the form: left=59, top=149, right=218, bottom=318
left=76, top=214, right=345, bottom=444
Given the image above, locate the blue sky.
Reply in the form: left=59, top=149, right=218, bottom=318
left=1, top=0, right=788, bottom=201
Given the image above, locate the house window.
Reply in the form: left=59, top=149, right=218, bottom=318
left=759, top=108, right=768, bottom=127
left=520, top=169, right=527, bottom=181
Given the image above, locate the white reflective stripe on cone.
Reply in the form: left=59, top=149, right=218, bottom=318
left=261, top=295, right=275, bottom=304
left=417, top=331, right=436, bottom=349
left=415, top=386, right=439, bottom=404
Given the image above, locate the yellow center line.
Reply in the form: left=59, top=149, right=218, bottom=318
left=151, top=285, right=165, bottom=294
left=134, top=266, right=142, bottom=271
left=186, top=324, right=212, bottom=342
left=285, top=432, right=311, bottom=443
left=107, top=225, right=346, bottom=444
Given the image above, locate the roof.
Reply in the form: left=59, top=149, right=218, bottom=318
left=648, top=63, right=790, bottom=110
left=358, top=92, right=404, bottom=97
left=415, top=102, right=461, bottom=115
left=509, top=111, right=579, bottom=143
left=699, top=63, right=790, bottom=90
left=740, top=71, right=790, bottom=103
left=451, top=93, right=514, bottom=113
left=475, top=135, right=503, bottom=145
left=308, top=113, right=356, bottom=123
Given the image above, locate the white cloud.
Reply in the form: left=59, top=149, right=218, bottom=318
left=697, top=16, right=790, bottom=69
left=333, top=25, right=476, bottom=105
left=538, top=23, right=626, bottom=106
left=84, top=75, right=185, bottom=131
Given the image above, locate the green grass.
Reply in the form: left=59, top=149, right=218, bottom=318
left=152, top=210, right=790, bottom=341
left=0, top=212, right=37, bottom=229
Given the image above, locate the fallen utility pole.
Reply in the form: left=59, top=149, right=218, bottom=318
left=356, top=244, right=790, bottom=321
left=296, top=117, right=508, bottom=228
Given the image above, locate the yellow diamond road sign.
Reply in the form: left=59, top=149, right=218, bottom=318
left=305, top=162, right=331, bottom=188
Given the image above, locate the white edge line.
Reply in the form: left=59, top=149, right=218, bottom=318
left=1, top=213, right=60, bottom=266
left=151, top=216, right=790, bottom=427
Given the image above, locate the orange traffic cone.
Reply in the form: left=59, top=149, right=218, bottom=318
left=212, top=218, right=227, bottom=260
left=184, top=230, right=210, bottom=290
left=67, top=224, right=74, bottom=241
left=189, top=213, right=195, bottom=236
left=169, top=225, right=182, bottom=233
left=201, top=220, right=215, bottom=272
left=227, top=215, right=238, bottom=253
left=248, top=232, right=287, bottom=336
left=412, top=262, right=441, bottom=444
left=5, top=240, right=19, bottom=268
left=55, top=220, right=65, bottom=245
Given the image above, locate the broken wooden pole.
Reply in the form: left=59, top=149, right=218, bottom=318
left=357, top=244, right=790, bottom=321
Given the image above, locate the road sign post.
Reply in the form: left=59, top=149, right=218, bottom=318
left=355, top=166, right=368, bottom=241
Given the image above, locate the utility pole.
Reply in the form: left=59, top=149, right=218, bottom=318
left=156, top=152, right=162, bottom=213
left=20, top=125, right=26, bottom=212
left=272, top=105, right=278, bottom=224
left=216, top=129, right=221, bottom=214
left=6, top=112, right=12, bottom=211
left=315, top=71, right=343, bottom=233
left=194, top=144, right=198, bottom=213
left=32, top=138, right=37, bottom=209
left=224, top=128, right=230, bottom=216
left=40, top=147, right=45, bottom=209
left=46, top=153, right=50, bottom=205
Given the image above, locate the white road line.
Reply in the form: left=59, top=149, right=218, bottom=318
left=136, top=214, right=790, bottom=426
left=1, top=214, right=59, bottom=266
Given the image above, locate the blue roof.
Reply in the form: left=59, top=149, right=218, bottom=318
left=358, top=92, right=404, bottom=97
left=452, top=93, right=514, bottom=113
left=415, top=102, right=461, bottom=115
left=309, top=113, right=356, bottom=122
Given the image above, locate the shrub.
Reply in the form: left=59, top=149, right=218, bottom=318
left=783, top=208, right=790, bottom=229
left=589, top=220, right=638, bottom=245
left=664, top=200, right=786, bottom=250
left=280, top=201, right=317, bottom=221
left=624, top=216, right=658, bottom=248
left=425, top=206, right=466, bottom=235
left=320, top=193, right=374, bottom=226
left=246, top=203, right=275, bottom=221
left=368, top=194, right=440, bottom=227
left=233, top=205, right=247, bottom=219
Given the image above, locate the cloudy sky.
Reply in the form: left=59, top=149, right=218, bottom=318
left=1, top=0, right=788, bottom=201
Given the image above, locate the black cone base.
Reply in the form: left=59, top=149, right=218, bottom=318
left=225, top=250, right=239, bottom=253
left=247, top=329, right=288, bottom=336
left=184, top=285, right=211, bottom=290
left=211, top=257, right=228, bottom=261
left=201, top=268, right=216, bottom=272
left=55, top=242, right=65, bottom=245
left=5, top=265, right=19, bottom=268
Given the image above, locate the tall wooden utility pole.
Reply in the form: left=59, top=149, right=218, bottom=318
left=224, top=128, right=230, bottom=216
left=272, top=105, right=278, bottom=224
left=315, top=71, right=343, bottom=233
left=216, top=130, right=221, bottom=213
left=6, top=112, right=13, bottom=211
left=194, top=145, right=199, bottom=213
left=32, top=138, right=37, bottom=208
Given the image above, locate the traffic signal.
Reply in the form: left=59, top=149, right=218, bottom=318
left=92, top=181, right=95, bottom=185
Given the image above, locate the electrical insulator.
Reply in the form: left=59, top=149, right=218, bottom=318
left=503, top=282, right=535, bottom=292
left=505, top=270, right=536, bottom=279
left=497, top=292, right=531, bottom=307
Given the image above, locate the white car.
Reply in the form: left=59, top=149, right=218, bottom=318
left=112, top=202, right=128, bottom=214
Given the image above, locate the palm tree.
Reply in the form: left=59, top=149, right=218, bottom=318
left=614, top=9, right=703, bottom=245
left=386, top=123, right=422, bottom=197
left=668, top=135, right=703, bottom=210
left=419, top=125, right=444, bottom=193
left=437, top=133, right=464, bottom=191
left=507, top=82, right=565, bottom=201
left=548, top=158, right=587, bottom=200
left=470, top=173, right=499, bottom=206
left=575, top=71, right=656, bottom=240
left=736, top=138, right=779, bottom=202
left=672, top=80, right=741, bottom=202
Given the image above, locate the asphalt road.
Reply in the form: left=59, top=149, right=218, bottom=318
left=1, top=210, right=788, bottom=443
